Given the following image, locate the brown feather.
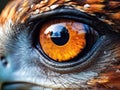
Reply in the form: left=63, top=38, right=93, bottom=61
left=0, top=0, right=120, bottom=89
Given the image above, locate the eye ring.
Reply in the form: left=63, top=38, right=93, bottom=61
left=31, top=8, right=111, bottom=73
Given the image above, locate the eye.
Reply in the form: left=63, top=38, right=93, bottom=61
left=39, top=19, right=98, bottom=62
left=30, top=8, right=108, bottom=73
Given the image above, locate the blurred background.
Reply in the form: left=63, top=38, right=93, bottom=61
left=0, top=0, right=9, bottom=13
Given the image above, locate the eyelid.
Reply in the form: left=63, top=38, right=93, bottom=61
left=29, top=8, right=94, bottom=20
left=28, top=8, right=111, bottom=35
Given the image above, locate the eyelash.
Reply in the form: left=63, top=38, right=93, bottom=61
left=28, top=8, right=111, bottom=73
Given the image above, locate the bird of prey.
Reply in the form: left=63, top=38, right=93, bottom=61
left=0, top=0, right=120, bottom=90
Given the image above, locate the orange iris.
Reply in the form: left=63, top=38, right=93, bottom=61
left=39, top=19, right=86, bottom=62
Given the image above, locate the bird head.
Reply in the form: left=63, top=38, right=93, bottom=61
left=0, top=0, right=120, bottom=89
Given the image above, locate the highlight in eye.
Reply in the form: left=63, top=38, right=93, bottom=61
left=39, top=19, right=87, bottom=62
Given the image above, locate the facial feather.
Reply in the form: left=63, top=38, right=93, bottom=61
left=0, top=0, right=120, bottom=89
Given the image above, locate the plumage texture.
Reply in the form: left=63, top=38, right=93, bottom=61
left=0, top=0, right=120, bottom=90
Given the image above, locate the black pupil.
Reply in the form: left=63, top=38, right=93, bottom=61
left=50, top=25, right=69, bottom=46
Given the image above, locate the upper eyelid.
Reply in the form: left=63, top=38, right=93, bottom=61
left=29, top=8, right=96, bottom=21
left=28, top=8, right=112, bottom=35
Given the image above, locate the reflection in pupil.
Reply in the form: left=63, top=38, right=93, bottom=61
left=50, top=25, right=69, bottom=46
left=41, top=20, right=87, bottom=62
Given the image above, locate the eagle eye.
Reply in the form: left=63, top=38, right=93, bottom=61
left=30, top=8, right=110, bottom=73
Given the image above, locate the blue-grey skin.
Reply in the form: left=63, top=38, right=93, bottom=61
left=0, top=0, right=120, bottom=90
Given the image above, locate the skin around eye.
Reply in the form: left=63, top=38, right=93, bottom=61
left=39, top=19, right=86, bottom=62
